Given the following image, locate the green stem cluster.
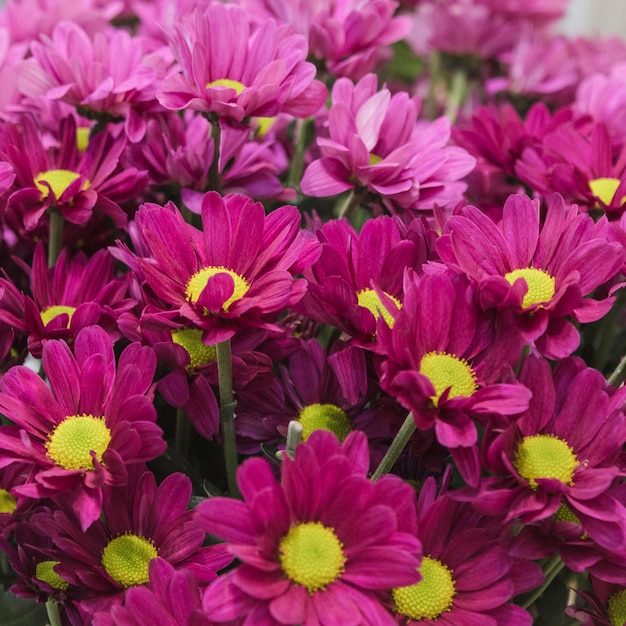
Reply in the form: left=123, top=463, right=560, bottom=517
left=371, top=412, right=416, bottom=481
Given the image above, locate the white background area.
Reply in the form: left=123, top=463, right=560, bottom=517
left=561, top=0, right=626, bottom=36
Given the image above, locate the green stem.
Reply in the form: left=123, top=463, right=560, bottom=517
left=519, top=555, right=565, bottom=609
left=209, top=120, right=223, bottom=194
left=608, top=352, right=626, bottom=388
left=444, top=68, right=467, bottom=124
left=175, top=407, right=190, bottom=456
left=46, top=599, right=63, bottom=626
left=371, top=412, right=416, bottom=480
left=47, top=209, right=64, bottom=268
left=337, top=189, right=363, bottom=221
left=287, top=117, right=311, bottom=193
left=426, top=52, right=441, bottom=120
left=216, top=339, right=239, bottom=498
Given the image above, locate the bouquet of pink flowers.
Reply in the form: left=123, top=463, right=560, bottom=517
left=1, top=1, right=626, bottom=624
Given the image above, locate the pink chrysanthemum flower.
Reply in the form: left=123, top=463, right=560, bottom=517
left=28, top=468, right=233, bottom=619
left=389, top=479, right=542, bottom=625
left=296, top=215, right=432, bottom=348
left=157, top=3, right=327, bottom=121
left=126, top=192, right=320, bottom=344
left=197, top=430, right=422, bottom=625
left=92, top=558, right=218, bottom=626
left=0, top=326, right=166, bottom=530
left=0, top=243, right=133, bottom=358
left=16, top=20, right=168, bottom=141
left=437, top=193, right=624, bottom=359
left=475, top=355, right=626, bottom=553
left=567, top=576, right=626, bottom=626
left=300, top=74, right=475, bottom=214
left=376, top=268, right=531, bottom=483
left=235, top=0, right=411, bottom=80
left=1, top=114, right=148, bottom=232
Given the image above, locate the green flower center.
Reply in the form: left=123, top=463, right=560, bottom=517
left=35, top=561, right=69, bottom=591
left=279, top=521, right=346, bottom=593
left=356, top=288, right=400, bottom=328
left=298, top=404, right=352, bottom=442
left=171, top=328, right=217, bottom=370
left=419, top=351, right=478, bottom=405
left=589, top=177, right=626, bottom=207
left=76, top=127, right=90, bottom=152
left=393, top=556, right=456, bottom=621
left=102, top=534, right=158, bottom=588
left=185, top=266, right=250, bottom=312
left=504, top=267, right=556, bottom=310
left=369, top=153, right=383, bottom=165
left=608, top=589, right=626, bottom=626
left=34, top=169, right=89, bottom=199
left=513, top=434, right=578, bottom=490
left=46, top=414, right=111, bottom=471
left=0, top=488, right=16, bottom=514
left=553, top=503, right=587, bottom=539
left=206, top=78, right=245, bottom=93
left=40, top=305, right=76, bottom=327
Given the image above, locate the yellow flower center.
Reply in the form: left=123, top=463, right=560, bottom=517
left=393, top=556, right=456, bottom=621
left=76, top=127, right=90, bottom=152
left=171, top=328, right=217, bottom=370
left=206, top=78, right=245, bottom=93
left=45, top=414, right=111, bottom=471
left=185, top=266, right=250, bottom=312
left=34, top=169, right=90, bottom=199
left=279, top=522, right=346, bottom=593
left=589, top=177, right=626, bottom=207
left=369, top=153, right=383, bottom=165
left=40, top=305, right=76, bottom=327
left=298, top=404, right=352, bottom=442
left=513, top=434, right=578, bottom=490
left=419, top=351, right=478, bottom=406
left=356, top=288, right=401, bottom=328
left=255, top=116, right=275, bottom=137
left=0, top=488, right=17, bottom=514
left=101, top=534, right=158, bottom=588
left=35, top=561, right=69, bottom=591
left=504, top=267, right=555, bottom=310
left=553, top=503, right=587, bottom=539
left=608, top=589, right=626, bottom=626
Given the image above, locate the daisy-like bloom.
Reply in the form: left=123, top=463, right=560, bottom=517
left=0, top=243, right=133, bottom=358
left=300, top=74, right=475, bottom=214
left=0, top=113, right=148, bottom=232
left=28, top=468, right=233, bottom=618
left=126, top=191, right=321, bottom=344
left=389, top=479, right=542, bottom=625
left=92, top=558, right=218, bottom=626
left=235, top=0, right=411, bottom=80
left=376, top=268, right=530, bottom=482
left=0, top=326, right=166, bottom=530
left=296, top=215, right=431, bottom=348
left=197, top=430, right=422, bottom=625
left=437, top=193, right=624, bottom=359
left=567, top=576, right=626, bottom=626
left=475, top=355, right=626, bottom=553
left=157, top=3, right=327, bottom=121
left=16, top=20, right=168, bottom=141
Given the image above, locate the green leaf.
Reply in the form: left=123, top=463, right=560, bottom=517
left=0, top=586, right=49, bottom=626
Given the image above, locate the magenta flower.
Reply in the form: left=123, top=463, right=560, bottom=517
left=1, top=114, right=148, bottom=231
left=158, top=3, right=327, bottom=121
left=437, top=193, right=623, bottom=358
left=376, top=269, right=531, bottom=483
left=301, top=74, right=475, bottom=214
left=28, top=468, right=233, bottom=618
left=0, top=326, right=166, bottom=530
left=237, top=0, right=411, bottom=80
left=197, top=430, right=422, bottom=625
left=389, top=479, right=542, bottom=625
left=126, top=192, right=320, bottom=344
left=475, top=355, right=626, bottom=552
left=296, top=215, right=431, bottom=348
left=0, top=243, right=133, bottom=358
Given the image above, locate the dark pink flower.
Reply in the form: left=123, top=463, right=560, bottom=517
left=437, top=193, right=623, bottom=359
left=126, top=192, right=320, bottom=344
left=197, top=430, right=422, bottom=625
left=158, top=3, right=327, bottom=121
left=0, top=326, right=166, bottom=530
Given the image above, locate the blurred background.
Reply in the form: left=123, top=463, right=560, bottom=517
left=561, top=0, right=626, bottom=35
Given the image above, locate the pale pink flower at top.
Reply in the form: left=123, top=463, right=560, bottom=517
left=157, top=2, right=327, bottom=122
left=235, top=0, right=411, bottom=80
left=301, top=73, right=476, bottom=215
left=15, top=21, right=170, bottom=142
